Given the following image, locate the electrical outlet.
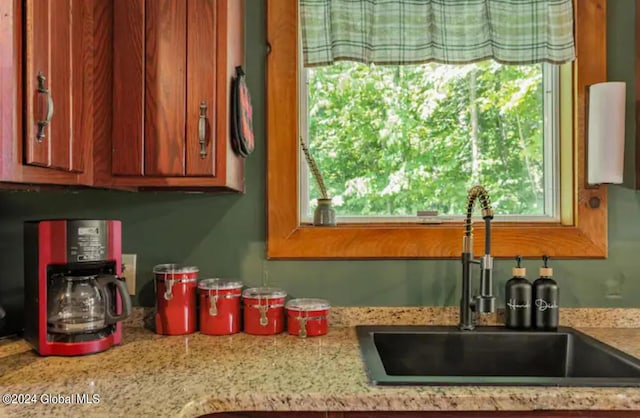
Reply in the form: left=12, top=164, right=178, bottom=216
left=121, top=254, right=137, bottom=296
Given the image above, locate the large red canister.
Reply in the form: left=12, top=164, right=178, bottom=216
left=242, top=287, right=287, bottom=335
left=198, top=278, right=243, bottom=335
left=154, top=264, right=199, bottom=335
left=286, top=298, right=330, bottom=338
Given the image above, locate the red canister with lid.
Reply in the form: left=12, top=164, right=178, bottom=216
left=242, top=287, right=287, bottom=335
left=154, top=264, right=199, bottom=335
left=286, top=298, right=330, bottom=338
left=198, top=278, right=243, bottom=335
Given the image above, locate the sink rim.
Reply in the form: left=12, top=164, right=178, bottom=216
left=356, top=325, right=640, bottom=387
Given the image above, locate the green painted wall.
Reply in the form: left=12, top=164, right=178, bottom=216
left=0, top=1, right=638, bottom=315
left=608, top=0, right=637, bottom=189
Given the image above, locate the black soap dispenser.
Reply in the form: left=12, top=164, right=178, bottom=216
left=505, top=256, right=532, bottom=329
left=533, top=255, right=559, bottom=331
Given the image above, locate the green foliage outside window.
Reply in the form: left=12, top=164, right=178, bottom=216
left=305, top=61, right=545, bottom=217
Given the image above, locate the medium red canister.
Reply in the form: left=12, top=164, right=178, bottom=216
left=286, top=298, right=330, bottom=338
left=198, top=278, right=243, bottom=335
left=154, top=264, right=199, bottom=335
left=242, top=287, right=287, bottom=335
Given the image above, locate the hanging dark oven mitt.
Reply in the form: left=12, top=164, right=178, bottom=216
left=231, top=66, right=254, bottom=158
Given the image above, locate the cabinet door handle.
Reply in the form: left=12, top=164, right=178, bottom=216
left=36, top=72, right=54, bottom=141
left=199, top=101, right=207, bottom=159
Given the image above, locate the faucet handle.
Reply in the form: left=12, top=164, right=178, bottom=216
left=478, top=255, right=495, bottom=314
left=476, top=295, right=496, bottom=314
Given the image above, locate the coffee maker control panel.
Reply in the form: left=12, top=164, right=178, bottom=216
left=67, top=220, right=107, bottom=262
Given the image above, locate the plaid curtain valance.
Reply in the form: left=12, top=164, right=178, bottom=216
left=300, top=0, right=576, bottom=67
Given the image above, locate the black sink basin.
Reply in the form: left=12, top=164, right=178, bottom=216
left=356, top=326, right=640, bottom=386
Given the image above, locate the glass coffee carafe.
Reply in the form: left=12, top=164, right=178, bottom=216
left=47, top=275, right=132, bottom=334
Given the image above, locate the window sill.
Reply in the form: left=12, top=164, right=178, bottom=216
left=268, top=203, right=607, bottom=259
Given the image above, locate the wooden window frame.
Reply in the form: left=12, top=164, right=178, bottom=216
left=636, top=0, right=640, bottom=190
left=266, top=0, right=608, bottom=259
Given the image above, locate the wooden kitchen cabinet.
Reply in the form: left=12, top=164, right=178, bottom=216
left=0, top=0, right=99, bottom=186
left=98, top=0, right=244, bottom=191
left=204, top=412, right=640, bottom=418
left=203, top=414, right=342, bottom=418
left=342, top=412, right=640, bottom=417
left=0, top=0, right=242, bottom=191
left=25, top=0, right=90, bottom=173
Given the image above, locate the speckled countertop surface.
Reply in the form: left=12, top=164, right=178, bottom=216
left=1, top=308, right=639, bottom=417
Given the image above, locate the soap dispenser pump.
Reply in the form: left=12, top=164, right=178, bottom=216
left=505, top=256, right=532, bottom=329
left=533, top=255, right=559, bottom=331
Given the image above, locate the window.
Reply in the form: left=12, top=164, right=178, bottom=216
left=267, top=0, right=608, bottom=259
left=300, top=62, right=562, bottom=223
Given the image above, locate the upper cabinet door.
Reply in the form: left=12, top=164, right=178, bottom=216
left=24, top=0, right=89, bottom=173
left=112, top=0, right=219, bottom=178
left=107, top=0, right=244, bottom=190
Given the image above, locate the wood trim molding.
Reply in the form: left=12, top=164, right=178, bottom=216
left=266, top=0, right=608, bottom=259
left=636, top=0, right=640, bottom=189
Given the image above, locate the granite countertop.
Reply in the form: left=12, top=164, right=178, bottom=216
left=1, top=308, right=639, bottom=417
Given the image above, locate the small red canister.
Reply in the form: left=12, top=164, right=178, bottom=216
left=242, top=287, right=287, bottom=335
left=154, top=264, right=199, bottom=335
left=198, top=278, right=243, bottom=335
left=286, top=298, right=330, bottom=338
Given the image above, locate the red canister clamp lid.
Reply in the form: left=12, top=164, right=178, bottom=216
left=153, top=264, right=199, bottom=275
left=242, top=287, right=287, bottom=299
left=198, top=278, right=243, bottom=290
left=285, top=298, right=330, bottom=311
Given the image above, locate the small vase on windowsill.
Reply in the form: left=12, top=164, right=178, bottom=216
left=313, top=198, right=336, bottom=226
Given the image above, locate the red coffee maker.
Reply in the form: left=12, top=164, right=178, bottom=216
left=24, top=220, right=132, bottom=356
